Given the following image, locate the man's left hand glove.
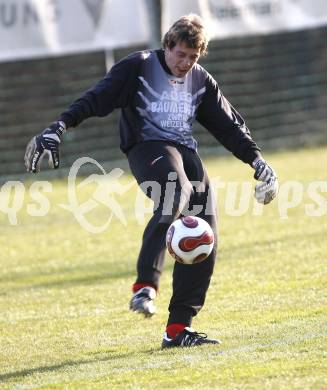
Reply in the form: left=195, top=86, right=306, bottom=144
left=253, top=159, right=278, bottom=205
left=24, top=121, right=66, bottom=173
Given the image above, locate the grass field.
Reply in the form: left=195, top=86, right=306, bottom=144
left=0, top=145, right=326, bottom=389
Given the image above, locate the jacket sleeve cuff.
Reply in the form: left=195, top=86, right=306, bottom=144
left=58, top=113, right=76, bottom=129
left=244, top=149, right=262, bottom=167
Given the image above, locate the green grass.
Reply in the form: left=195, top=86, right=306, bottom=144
left=0, top=145, right=326, bottom=389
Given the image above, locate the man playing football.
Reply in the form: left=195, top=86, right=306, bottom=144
left=25, top=14, right=278, bottom=348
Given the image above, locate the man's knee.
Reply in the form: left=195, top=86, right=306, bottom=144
left=159, top=180, right=194, bottom=224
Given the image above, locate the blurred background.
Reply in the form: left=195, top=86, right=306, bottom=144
left=0, top=0, right=326, bottom=180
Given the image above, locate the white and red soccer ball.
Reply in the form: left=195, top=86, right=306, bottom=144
left=166, top=216, right=214, bottom=265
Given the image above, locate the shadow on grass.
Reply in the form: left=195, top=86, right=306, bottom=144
left=0, top=262, right=136, bottom=295
left=0, top=347, right=163, bottom=383
left=0, top=353, right=118, bottom=383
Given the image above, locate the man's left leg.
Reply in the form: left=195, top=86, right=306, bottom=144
left=162, top=150, right=220, bottom=347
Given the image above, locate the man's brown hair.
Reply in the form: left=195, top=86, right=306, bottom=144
left=162, top=14, right=208, bottom=56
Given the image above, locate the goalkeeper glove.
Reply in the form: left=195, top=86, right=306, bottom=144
left=24, top=121, right=66, bottom=173
left=253, top=158, right=278, bottom=205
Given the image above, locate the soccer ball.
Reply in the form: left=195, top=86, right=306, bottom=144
left=166, top=216, right=214, bottom=265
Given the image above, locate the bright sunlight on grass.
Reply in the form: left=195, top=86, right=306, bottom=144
left=0, top=145, right=326, bottom=389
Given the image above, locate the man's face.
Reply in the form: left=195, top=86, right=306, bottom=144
left=164, top=41, right=201, bottom=78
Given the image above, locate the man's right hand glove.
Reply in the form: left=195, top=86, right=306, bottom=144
left=253, top=159, right=279, bottom=205
left=24, top=121, right=66, bottom=173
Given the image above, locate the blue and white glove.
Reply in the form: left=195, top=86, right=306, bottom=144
left=24, top=121, right=66, bottom=173
left=253, top=158, right=278, bottom=204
